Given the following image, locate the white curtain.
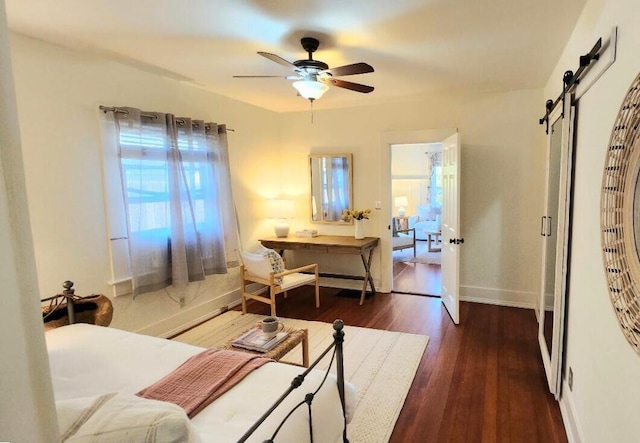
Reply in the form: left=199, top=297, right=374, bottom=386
left=426, top=152, right=443, bottom=211
left=330, top=156, right=350, bottom=218
left=112, top=107, right=237, bottom=296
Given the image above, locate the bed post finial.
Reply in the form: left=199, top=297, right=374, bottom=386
left=62, top=280, right=76, bottom=324
left=333, top=319, right=349, bottom=442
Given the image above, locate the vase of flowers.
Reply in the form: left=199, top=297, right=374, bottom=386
left=341, top=209, right=371, bottom=239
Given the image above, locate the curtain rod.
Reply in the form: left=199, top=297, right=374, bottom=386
left=538, top=37, right=602, bottom=134
left=99, top=105, right=235, bottom=132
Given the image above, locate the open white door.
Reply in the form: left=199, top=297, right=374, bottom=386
left=441, top=132, right=461, bottom=324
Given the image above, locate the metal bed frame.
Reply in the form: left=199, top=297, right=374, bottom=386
left=238, top=319, right=349, bottom=443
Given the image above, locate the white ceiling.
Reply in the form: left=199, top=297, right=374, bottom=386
left=5, top=0, right=587, bottom=113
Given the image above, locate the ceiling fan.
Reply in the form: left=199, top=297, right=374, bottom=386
left=234, top=37, right=375, bottom=102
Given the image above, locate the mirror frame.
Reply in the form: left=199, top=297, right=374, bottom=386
left=538, top=93, right=575, bottom=398
left=601, top=72, right=640, bottom=356
left=308, top=153, right=353, bottom=224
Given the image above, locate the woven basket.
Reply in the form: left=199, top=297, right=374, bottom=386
left=42, top=294, right=113, bottom=330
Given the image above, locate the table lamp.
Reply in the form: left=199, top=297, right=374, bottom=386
left=267, top=199, right=295, bottom=237
left=394, top=196, right=408, bottom=217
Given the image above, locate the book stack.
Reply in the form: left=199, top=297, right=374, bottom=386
left=295, top=229, right=318, bottom=238
left=231, top=327, right=289, bottom=353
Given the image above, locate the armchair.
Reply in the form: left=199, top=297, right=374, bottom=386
left=392, top=228, right=416, bottom=257
left=239, top=250, right=320, bottom=317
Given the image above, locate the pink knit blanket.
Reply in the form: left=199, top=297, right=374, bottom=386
left=137, top=349, right=272, bottom=418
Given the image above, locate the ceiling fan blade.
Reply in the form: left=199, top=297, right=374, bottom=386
left=322, top=62, right=374, bottom=77
left=321, top=78, right=374, bottom=93
left=233, top=75, right=289, bottom=78
left=258, top=52, right=296, bottom=69
left=233, top=75, right=302, bottom=81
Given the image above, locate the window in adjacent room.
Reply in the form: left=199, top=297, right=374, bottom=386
left=430, top=163, right=443, bottom=210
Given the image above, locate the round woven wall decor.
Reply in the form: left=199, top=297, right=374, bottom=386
left=601, top=72, right=640, bottom=356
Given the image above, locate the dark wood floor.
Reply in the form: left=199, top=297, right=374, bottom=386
left=393, top=260, right=442, bottom=296
left=239, top=287, right=567, bottom=443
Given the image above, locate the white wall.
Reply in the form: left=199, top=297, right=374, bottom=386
left=10, top=30, right=547, bottom=337
left=278, top=88, right=545, bottom=306
left=0, top=2, right=58, bottom=440
left=9, top=33, right=281, bottom=336
left=544, top=0, right=640, bottom=441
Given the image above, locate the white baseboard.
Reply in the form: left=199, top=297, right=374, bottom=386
left=460, top=285, right=537, bottom=309
left=135, top=289, right=242, bottom=338
left=559, top=380, right=583, bottom=443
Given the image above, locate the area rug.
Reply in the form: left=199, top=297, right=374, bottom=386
left=393, top=239, right=441, bottom=265
left=173, top=311, right=429, bottom=443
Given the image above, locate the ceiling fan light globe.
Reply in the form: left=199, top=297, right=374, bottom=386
left=292, top=80, right=329, bottom=100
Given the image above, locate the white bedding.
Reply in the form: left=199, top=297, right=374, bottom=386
left=46, top=324, right=355, bottom=443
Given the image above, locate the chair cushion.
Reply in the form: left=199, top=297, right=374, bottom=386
left=392, top=235, right=414, bottom=249
left=280, top=273, right=317, bottom=291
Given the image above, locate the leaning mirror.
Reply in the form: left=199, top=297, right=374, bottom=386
left=309, top=154, right=353, bottom=223
left=538, top=93, right=575, bottom=399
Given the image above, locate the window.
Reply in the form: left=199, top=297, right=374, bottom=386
left=430, top=164, right=443, bottom=209
left=100, top=108, right=237, bottom=298
left=119, top=129, right=212, bottom=239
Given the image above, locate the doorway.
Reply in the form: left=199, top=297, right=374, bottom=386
left=391, top=142, right=442, bottom=296
left=379, top=128, right=461, bottom=324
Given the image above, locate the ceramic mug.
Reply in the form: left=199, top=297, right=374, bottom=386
left=259, top=316, right=284, bottom=339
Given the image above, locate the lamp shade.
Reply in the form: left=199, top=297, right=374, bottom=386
left=394, top=196, right=408, bottom=217
left=394, top=196, right=408, bottom=208
left=266, top=199, right=295, bottom=238
left=266, top=199, right=295, bottom=219
left=292, top=80, right=329, bottom=100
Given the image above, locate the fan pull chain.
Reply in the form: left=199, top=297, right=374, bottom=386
left=310, top=99, right=314, bottom=123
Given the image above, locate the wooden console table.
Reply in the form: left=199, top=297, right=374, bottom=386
left=259, top=235, right=380, bottom=306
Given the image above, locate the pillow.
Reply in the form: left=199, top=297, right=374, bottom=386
left=256, top=245, right=285, bottom=284
left=57, top=392, right=200, bottom=443
left=255, top=245, right=285, bottom=270
left=240, top=251, right=274, bottom=280
left=417, top=205, right=431, bottom=221
left=240, top=247, right=285, bottom=284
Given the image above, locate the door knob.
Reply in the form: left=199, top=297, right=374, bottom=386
left=449, top=238, right=465, bottom=245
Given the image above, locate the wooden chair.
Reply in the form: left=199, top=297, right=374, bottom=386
left=392, top=228, right=416, bottom=258
left=239, top=250, right=320, bottom=317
